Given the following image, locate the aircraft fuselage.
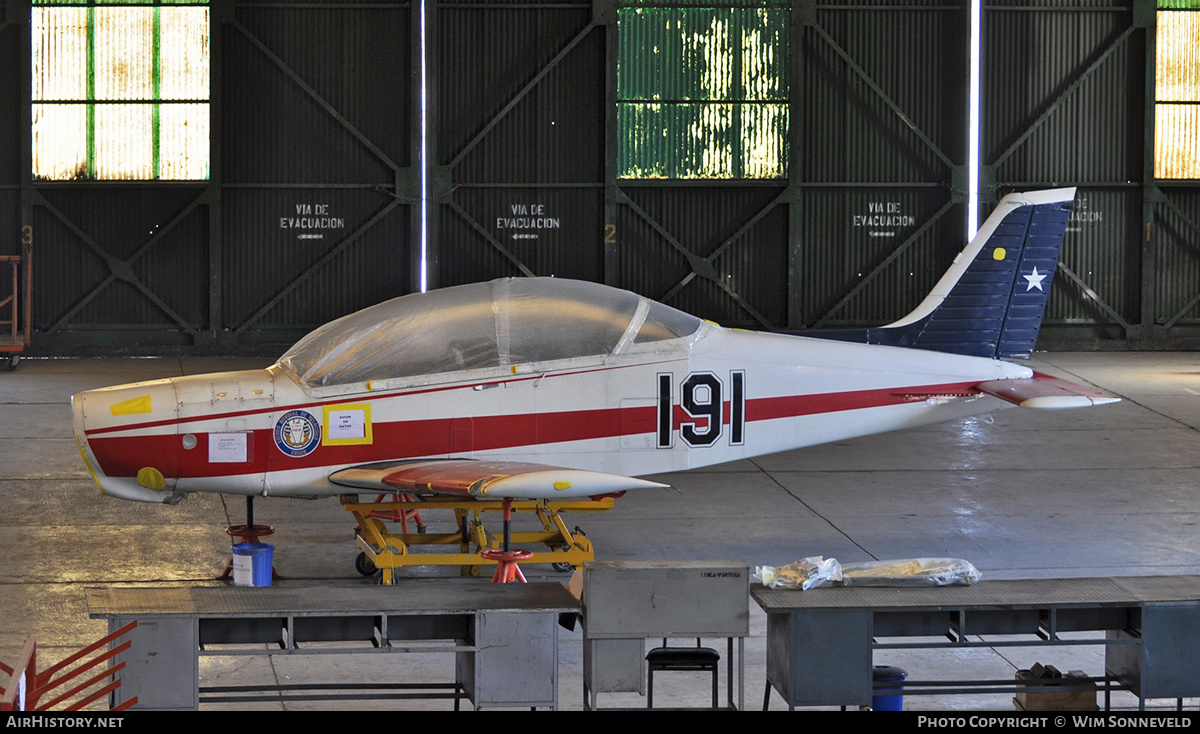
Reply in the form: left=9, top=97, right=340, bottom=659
left=72, top=326, right=1028, bottom=504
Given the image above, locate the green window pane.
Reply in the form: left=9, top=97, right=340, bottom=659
left=159, top=8, right=211, bottom=99
left=94, top=103, right=155, bottom=178
left=619, top=8, right=787, bottom=101
left=34, top=0, right=208, bottom=5
left=159, top=103, right=210, bottom=179
left=1158, top=0, right=1200, bottom=10
left=32, top=104, right=88, bottom=179
left=622, top=0, right=779, bottom=7
left=93, top=7, right=155, bottom=101
left=1157, top=10, right=1200, bottom=101
left=1156, top=10, right=1200, bottom=178
left=617, top=7, right=788, bottom=180
left=1156, top=105, right=1200, bottom=178
left=619, top=102, right=787, bottom=179
left=31, top=2, right=209, bottom=181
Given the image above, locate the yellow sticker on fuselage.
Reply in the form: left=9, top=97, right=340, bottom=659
left=323, top=403, right=373, bottom=446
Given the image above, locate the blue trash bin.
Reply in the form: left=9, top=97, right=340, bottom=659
left=872, top=665, right=907, bottom=711
left=232, top=543, right=274, bottom=587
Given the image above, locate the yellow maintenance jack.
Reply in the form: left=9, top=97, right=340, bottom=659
left=340, top=494, right=614, bottom=584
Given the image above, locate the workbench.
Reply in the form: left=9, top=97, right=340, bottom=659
left=582, top=561, right=749, bottom=710
left=752, top=575, right=1200, bottom=710
left=86, top=581, right=580, bottom=710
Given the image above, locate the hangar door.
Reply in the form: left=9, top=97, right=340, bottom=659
left=433, top=0, right=1200, bottom=348
left=9, top=0, right=413, bottom=352
left=431, top=0, right=969, bottom=331
left=4, top=0, right=1200, bottom=351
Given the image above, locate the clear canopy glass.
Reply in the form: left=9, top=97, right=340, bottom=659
left=278, top=277, right=702, bottom=388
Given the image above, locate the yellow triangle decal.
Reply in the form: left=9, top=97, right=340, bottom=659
left=111, top=395, right=152, bottom=416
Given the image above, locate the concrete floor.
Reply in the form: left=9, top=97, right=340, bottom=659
left=2, top=351, right=1200, bottom=711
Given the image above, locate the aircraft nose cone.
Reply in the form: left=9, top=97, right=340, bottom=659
left=71, top=391, right=95, bottom=470
left=71, top=379, right=180, bottom=503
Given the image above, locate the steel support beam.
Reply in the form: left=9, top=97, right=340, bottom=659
left=412, top=0, right=433, bottom=291
left=208, top=0, right=229, bottom=349
left=600, top=0, right=618, bottom=286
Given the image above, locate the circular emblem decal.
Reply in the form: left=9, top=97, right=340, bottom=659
left=274, top=410, right=321, bottom=457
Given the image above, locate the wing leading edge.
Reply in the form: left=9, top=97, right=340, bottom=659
left=330, top=459, right=668, bottom=500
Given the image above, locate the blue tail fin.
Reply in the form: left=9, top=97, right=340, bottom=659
left=798, top=188, right=1075, bottom=360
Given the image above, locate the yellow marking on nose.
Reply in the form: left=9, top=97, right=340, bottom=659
left=110, top=395, right=152, bottom=416
left=74, top=432, right=105, bottom=495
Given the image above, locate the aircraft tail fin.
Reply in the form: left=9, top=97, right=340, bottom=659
left=800, top=188, right=1076, bottom=360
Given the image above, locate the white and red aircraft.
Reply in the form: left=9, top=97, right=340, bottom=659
left=73, top=188, right=1116, bottom=507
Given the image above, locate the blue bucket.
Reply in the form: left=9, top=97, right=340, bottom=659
left=232, top=543, right=274, bottom=587
left=872, top=665, right=907, bottom=711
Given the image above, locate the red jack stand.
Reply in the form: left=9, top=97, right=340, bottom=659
left=367, top=492, right=426, bottom=533
left=482, top=549, right=533, bottom=583
left=481, top=499, right=530, bottom=583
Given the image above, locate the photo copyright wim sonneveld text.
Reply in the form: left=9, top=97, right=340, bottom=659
left=918, top=715, right=1194, bottom=729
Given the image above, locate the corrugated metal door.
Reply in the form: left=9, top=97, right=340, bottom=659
left=789, top=0, right=966, bottom=330
left=6, top=0, right=1200, bottom=351
left=431, top=0, right=606, bottom=287
left=986, top=0, right=1144, bottom=344
left=430, top=0, right=968, bottom=331
left=18, top=0, right=413, bottom=352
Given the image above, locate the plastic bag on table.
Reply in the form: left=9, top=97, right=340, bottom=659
left=836, top=558, right=982, bottom=587
left=755, top=556, right=843, bottom=590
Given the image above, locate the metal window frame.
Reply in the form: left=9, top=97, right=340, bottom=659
left=31, top=0, right=212, bottom=182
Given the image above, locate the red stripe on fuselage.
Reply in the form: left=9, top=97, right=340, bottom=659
left=86, top=380, right=980, bottom=478
left=83, top=361, right=678, bottom=437
left=745, top=384, right=976, bottom=421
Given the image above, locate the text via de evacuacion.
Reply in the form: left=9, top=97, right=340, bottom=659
left=1067, top=196, right=1102, bottom=233
left=280, top=203, right=345, bottom=241
left=496, top=203, right=560, bottom=240
left=854, top=201, right=915, bottom=238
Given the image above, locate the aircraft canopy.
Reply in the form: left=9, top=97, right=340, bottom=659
left=277, top=277, right=702, bottom=388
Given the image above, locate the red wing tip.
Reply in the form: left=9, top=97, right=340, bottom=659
left=977, top=374, right=1120, bottom=409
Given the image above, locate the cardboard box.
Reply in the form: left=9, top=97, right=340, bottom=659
left=1014, top=667, right=1098, bottom=711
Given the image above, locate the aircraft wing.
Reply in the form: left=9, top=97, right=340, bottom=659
left=329, top=459, right=669, bottom=501
left=975, top=372, right=1120, bottom=409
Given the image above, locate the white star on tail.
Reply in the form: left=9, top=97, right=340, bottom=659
left=1024, top=267, right=1047, bottom=292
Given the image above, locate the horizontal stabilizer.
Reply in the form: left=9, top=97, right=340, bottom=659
left=331, top=459, right=668, bottom=500
left=975, top=372, right=1120, bottom=409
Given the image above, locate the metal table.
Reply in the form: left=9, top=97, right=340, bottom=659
left=752, top=575, right=1200, bottom=710
left=87, top=581, right=580, bottom=710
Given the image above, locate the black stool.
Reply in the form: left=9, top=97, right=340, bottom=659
left=645, top=638, right=720, bottom=708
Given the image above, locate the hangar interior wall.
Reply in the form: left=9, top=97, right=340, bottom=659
left=0, top=0, right=1197, bottom=354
